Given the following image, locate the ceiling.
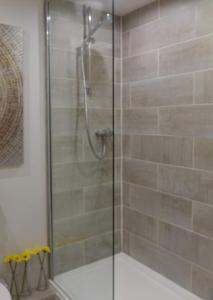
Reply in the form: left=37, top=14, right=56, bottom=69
left=114, top=0, right=155, bottom=16
left=72, top=0, right=155, bottom=16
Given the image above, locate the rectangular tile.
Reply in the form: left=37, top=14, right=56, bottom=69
left=195, top=138, right=213, bottom=171
left=123, top=135, right=131, bottom=157
left=51, top=17, right=82, bottom=51
left=52, top=160, right=112, bottom=192
left=90, top=55, right=113, bottom=83
left=159, top=222, right=213, bottom=272
left=51, top=78, right=77, bottom=108
left=123, top=51, right=158, bottom=82
left=129, top=185, right=192, bottom=229
left=54, top=242, right=84, bottom=274
left=124, top=207, right=158, bottom=243
left=53, top=189, right=84, bottom=220
left=192, top=265, right=213, bottom=300
left=51, top=49, right=76, bottom=79
left=54, top=208, right=113, bottom=244
left=159, top=222, right=193, bottom=261
left=122, top=32, right=131, bottom=58
left=52, top=135, right=83, bottom=164
left=160, top=0, right=203, bottom=18
left=130, top=135, right=193, bottom=167
left=129, top=233, right=191, bottom=289
left=160, top=105, right=213, bottom=136
left=160, top=36, right=213, bottom=76
left=195, top=70, right=213, bottom=104
left=159, top=165, right=213, bottom=204
left=123, top=1, right=158, bottom=32
left=123, top=109, right=158, bottom=134
left=84, top=183, right=114, bottom=212
left=130, top=9, right=195, bottom=56
left=84, top=232, right=113, bottom=264
left=123, top=159, right=157, bottom=188
left=122, top=83, right=131, bottom=108
left=123, top=230, right=130, bottom=254
left=131, top=74, right=193, bottom=107
left=51, top=108, right=83, bottom=136
left=193, top=202, right=213, bottom=239
left=196, top=0, right=213, bottom=36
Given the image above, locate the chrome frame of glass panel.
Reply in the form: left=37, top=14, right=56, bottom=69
left=44, top=1, right=115, bottom=296
left=44, top=0, right=54, bottom=280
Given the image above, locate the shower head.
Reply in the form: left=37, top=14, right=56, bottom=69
left=80, top=8, right=113, bottom=48
left=101, top=12, right=113, bottom=26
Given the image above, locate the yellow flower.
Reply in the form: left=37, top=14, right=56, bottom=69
left=13, top=255, right=22, bottom=263
left=32, top=248, right=42, bottom=255
left=21, top=253, right=31, bottom=262
left=3, top=256, right=13, bottom=264
left=41, top=246, right=51, bottom=254
left=22, top=249, right=33, bottom=256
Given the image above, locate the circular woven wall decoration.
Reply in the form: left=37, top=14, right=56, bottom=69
left=0, top=24, right=23, bottom=167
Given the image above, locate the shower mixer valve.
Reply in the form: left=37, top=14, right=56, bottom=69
left=95, top=128, right=113, bottom=138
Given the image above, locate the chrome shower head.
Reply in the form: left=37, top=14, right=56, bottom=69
left=101, top=13, right=113, bottom=26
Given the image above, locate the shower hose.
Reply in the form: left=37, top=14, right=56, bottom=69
left=80, top=48, right=107, bottom=160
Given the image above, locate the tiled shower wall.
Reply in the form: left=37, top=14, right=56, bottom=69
left=50, top=0, right=121, bottom=274
left=122, top=0, right=213, bottom=299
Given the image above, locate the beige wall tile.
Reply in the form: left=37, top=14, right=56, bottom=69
left=53, top=189, right=84, bottom=220
left=85, top=233, right=113, bottom=264
left=123, top=135, right=131, bottom=157
left=195, top=70, right=213, bottom=104
left=52, top=135, right=83, bottom=164
left=122, top=32, right=131, bottom=58
left=193, top=202, right=213, bottom=239
left=160, top=105, right=213, bottom=136
left=84, top=183, right=114, bottom=212
left=159, top=222, right=193, bottom=261
left=51, top=78, right=78, bottom=108
left=129, top=233, right=191, bottom=289
left=123, top=230, right=130, bottom=254
left=123, top=158, right=157, bottom=188
left=159, top=222, right=213, bottom=272
left=131, top=74, right=193, bottom=107
left=123, top=51, right=158, bottom=82
left=51, top=49, right=76, bottom=79
left=192, top=265, right=213, bottom=300
left=123, top=109, right=158, bottom=134
left=90, top=54, right=113, bottom=83
left=128, top=185, right=192, bottom=229
left=195, top=138, right=213, bottom=171
left=54, top=208, right=113, bottom=244
left=122, top=83, right=131, bottom=109
left=52, top=160, right=112, bottom=192
left=51, top=17, right=82, bottom=51
left=130, top=9, right=195, bottom=56
left=160, top=0, right=203, bottom=18
left=124, top=207, right=158, bottom=243
left=130, top=135, right=193, bottom=167
left=54, top=242, right=84, bottom=274
left=159, top=165, right=213, bottom=204
left=196, top=0, right=213, bottom=36
left=160, top=36, right=213, bottom=76
left=51, top=108, right=84, bottom=136
left=123, top=1, right=158, bottom=32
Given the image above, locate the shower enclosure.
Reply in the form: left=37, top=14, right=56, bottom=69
left=46, top=0, right=117, bottom=299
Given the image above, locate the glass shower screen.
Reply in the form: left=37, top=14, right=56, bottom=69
left=46, top=0, right=115, bottom=299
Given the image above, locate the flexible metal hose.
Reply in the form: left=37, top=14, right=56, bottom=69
left=80, top=48, right=106, bottom=160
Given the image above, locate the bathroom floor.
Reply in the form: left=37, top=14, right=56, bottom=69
left=55, top=253, right=201, bottom=300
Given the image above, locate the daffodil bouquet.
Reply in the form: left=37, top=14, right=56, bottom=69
left=3, top=254, right=29, bottom=299
left=3, top=245, right=51, bottom=297
left=33, top=246, right=51, bottom=291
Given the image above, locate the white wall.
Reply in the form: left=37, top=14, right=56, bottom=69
left=0, top=0, right=47, bottom=274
